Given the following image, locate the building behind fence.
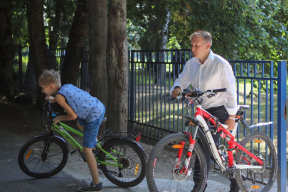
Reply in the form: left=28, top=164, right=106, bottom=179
left=13, top=46, right=287, bottom=190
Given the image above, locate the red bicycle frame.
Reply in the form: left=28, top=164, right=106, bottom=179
left=195, top=107, right=264, bottom=167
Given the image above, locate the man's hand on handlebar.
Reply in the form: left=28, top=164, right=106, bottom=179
left=172, top=88, right=182, bottom=98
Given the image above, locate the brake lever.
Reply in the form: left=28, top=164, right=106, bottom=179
left=207, top=93, right=217, bottom=98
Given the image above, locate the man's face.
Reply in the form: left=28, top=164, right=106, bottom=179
left=190, top=36, right=210, bottom=59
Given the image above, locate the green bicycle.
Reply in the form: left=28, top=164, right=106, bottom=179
left=18, top=100, right=147, bottom=188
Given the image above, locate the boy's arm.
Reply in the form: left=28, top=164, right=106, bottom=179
left=53, top=94, right=78, bottom=124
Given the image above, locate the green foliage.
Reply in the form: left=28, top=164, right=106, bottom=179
left=127, top=0, right=170, bottom=50
left=127, top=0, right=288, bottom=61
left=10, top=0, right=77, bottom=47
left=44, top=0, right=77, bottom=48
left=10, top=0, right=29, bottom=46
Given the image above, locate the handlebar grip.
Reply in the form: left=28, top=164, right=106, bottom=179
left=208, top=88, right=227, bottom=93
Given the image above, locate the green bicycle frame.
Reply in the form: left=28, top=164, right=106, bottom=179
left=51, top=122, right=123, bottom=168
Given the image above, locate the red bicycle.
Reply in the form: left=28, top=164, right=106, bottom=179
left=146, top=88, right=277, bottom=192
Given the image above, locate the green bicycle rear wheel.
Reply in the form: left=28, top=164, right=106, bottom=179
left=98, top=138, right=146, bottom=187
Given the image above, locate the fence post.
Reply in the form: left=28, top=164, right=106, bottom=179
left=18, top=45, right=22, bottom=89
left=277, top=60, right=287, bottom=192
left=129, top=50, right=135, bottom=133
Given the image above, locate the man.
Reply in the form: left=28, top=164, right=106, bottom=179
left=170, top=31, right=239, bottom=192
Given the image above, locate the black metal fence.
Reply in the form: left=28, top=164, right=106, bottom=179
left=128, top=49, right=284, bottom=145
left=13, top=45, right=90, bottom=92
left=13, top=47, right=282, bottom=144
left=128, top=49, right=192, bottom=140
left=12, top=46, right=288, bottom=186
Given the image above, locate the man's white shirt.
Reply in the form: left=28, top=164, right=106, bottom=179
left=170, top=50, right=237, bottom=115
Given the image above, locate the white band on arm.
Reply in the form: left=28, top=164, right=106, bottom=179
left=229, top=117, right=236, bottom=120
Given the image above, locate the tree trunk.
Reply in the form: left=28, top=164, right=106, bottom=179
left=49, top=0, right=61, bottom=50
left=27, top=0, right=49, bottom=108
left=24, top=52, right=37, bottom=90
left=89, top=0, right=108, bottom=137
left=155, top=10, right=170, bottom=86
left=106, top=0, right=128, bottom=132
left=0, top=1, right=15, bottom=95
left=48, top=0, right=62, bottom=69
left=61, top=0, right=89, bottom=86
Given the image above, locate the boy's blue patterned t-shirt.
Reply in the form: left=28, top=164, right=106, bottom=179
left=56, top=84, right=105, bottom=124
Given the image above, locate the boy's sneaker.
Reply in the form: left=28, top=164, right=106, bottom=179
left=78, top=182, right=102, bottom=192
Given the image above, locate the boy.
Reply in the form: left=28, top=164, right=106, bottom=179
left=38, top=69, right=105, bottom=192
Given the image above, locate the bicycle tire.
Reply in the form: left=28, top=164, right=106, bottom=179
left=98, top=138, right=146, bottom=187
left=146, top=133, right=207, bottom=192
left=235, top=132, right=278, bottom=192
left=18, top=135, right=69, bottom=178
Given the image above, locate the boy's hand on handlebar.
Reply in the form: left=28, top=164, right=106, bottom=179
left=172, top=88, right=182, bottom=98
left=45, top=96, right=56, bottom=103
left=53, top=117, right=61, bottom=125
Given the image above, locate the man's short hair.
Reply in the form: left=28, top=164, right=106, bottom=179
left=38, top=69, right=61, bottom=87
left=189, top=31, right=212, bottom=46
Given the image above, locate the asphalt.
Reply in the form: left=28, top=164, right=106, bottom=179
left=0, top=130, right=286, bottom=192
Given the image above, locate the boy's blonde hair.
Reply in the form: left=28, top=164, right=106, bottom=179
left=38, top=69, right=61, bottom=87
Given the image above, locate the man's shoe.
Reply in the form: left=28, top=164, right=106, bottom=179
left=229, top=180, right=240, bottom=192
left=191, top=183, right=207, bottom=192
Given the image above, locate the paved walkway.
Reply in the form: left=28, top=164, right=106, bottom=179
left=1, top=129, right=286, bottom=192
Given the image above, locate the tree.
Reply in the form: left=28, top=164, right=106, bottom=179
left=0, top=1, right=15, bottom=95
left=47, top=0, right=62, bottom=50
left=26, top=0, right=49, bottom=108
left=127, top=1, right=171, bottom=84
left=127, top=0, right=288, bottom=61
left=11, top=1, right=29, bottom=46
left=89, top=0, right=108, bottom=136
left=61, top=0, right=89, bottom=86
left=106, top=0, right=128, bottom=132
left=47, top=0, right=62, bottom=69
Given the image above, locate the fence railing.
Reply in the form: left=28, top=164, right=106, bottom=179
left=12, top=47, right=287, bottom=190
left=129, top=50, right=279, bottom=142
left=128, top=50, right=287, bottom=191
left=13, top=45, right=90, bottom=92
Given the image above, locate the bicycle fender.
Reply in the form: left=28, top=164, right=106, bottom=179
left=102, top=137, right=147, bottom=159
left=35, top=134, right=69, bottom=152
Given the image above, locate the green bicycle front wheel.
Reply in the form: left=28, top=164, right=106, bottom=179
left=18, top=135, right=68, bottom=178
left=98, top=138, right=146, bottom=188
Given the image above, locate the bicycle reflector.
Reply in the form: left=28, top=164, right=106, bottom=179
left=135, top=164, right=139, bottom=175
left=251, top=185, right=260, bottom=189
left=26, top=149, right=33, bottom=159
left=135, top=135, right=141, bottom=142
left=253, top=139, right=262, bottom=143
left=172, top=144, right=184, bottom=148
